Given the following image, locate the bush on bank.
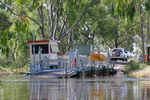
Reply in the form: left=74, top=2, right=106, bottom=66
left=0, top=57, right=30, bottom=74
left=125, top=60, right=147, bottom=74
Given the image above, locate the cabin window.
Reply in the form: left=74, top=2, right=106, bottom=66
left=32, top=44, right=49, bottom=54
left=51, top=45, right=59, bottom=53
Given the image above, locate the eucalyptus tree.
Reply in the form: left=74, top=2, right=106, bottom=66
left=0, top=0, right=33, bottom=61
left=0, top=9, right=12, bottom=58
left=102, top=0, right=150, bottom=62
left=0, top=0, right=98, bottom=40
left=80, top=2, right=134, bottom=51
left=0, top=0, right=100, bottom=55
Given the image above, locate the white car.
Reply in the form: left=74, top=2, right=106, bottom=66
left=110, top=48, right=128, bottom=61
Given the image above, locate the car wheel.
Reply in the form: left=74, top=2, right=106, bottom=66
left=123, top=58, right=125, bottom=61
left=115, top=51, right=120, bottom=57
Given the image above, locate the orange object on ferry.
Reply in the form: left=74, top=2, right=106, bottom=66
left=145, top=55, right=147, bottom=62
left=75, top=58, right=77, bottom=67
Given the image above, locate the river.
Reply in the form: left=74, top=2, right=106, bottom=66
left=0, top=72, right=150, bottom=100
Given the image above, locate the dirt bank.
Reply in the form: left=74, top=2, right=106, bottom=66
left=0, top=67, right=30, bottom=75
left=129, top=66, right=150, bottom=78
left=0, top=67, right=11, bottom=75
left=113, top=63, right=150, bottom=78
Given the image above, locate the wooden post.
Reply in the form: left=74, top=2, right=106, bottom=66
left=65, top=63, right=68, bottom=77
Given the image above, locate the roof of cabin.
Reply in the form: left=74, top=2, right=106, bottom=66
left=27, top=40, right=49, bottom=43
left=27, top=40, right=60, bottom=44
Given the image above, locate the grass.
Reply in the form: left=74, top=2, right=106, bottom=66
left=125, top=60, right=146, bottom=74
left=0, top=59, right=30, bottom=75
left=124, top=60, right=150, bottom=78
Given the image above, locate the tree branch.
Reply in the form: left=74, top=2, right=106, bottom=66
left=103, top=39, right=113, bottom=49
left=118, top=33, right=136, bottom=46
left=60, top=0, right=97, bottom=39
left=1, top=2, right=41, bottom=26
left=116, top=12, right=145, bottom=46
left=24, top=12, right=40, bottom=26
left=57, top=12, right=69, bottom=39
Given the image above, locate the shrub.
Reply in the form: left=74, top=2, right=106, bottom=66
left=0, top=57, right=30, bottom=69
left=146, top=62, right=150, bottom=65
left=0, top=61, right=12, bottom=68
left=125, top=60, right=146, bottom=74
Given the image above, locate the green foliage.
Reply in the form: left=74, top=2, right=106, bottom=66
left=0, top=61, right=12, bottom=68
left=0, top=9, right=12, bottom=58
left=0, top=10, right=11, bottom=31
left=32, top=0, right=41, bottom=8
left=121, top=39, right=134, bottom=51
left=106, top=0, right=136, bottom=23
left=145, top=0, right=150, bottom=12
left=0, top=0, right=148, bottom=71
left=0, top=56, right=29, bottom=70
left=146, top=62, right=150, bottom=65
left=0, top=0, right=32, bottom=68
left=125, top=60, right=146, bottom=74
left=10, top=57, right=29, bottom=69
left=15, top=19, right=29, bottom=34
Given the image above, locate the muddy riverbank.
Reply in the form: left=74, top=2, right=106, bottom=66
left=113, top=62, right=150, bottom=78
left=0, top=67, right=29, bottom=75
left=0, top=67, right=11, bottom=75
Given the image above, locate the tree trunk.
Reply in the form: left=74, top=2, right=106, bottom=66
left=67, top=32, right=72, bottom=52
left=38, top=4, right=45, bottom=39
left=40, top=26, right=45, bottom=39
left=140, top=7, right=145, bottom=63
left=57, top=13, right=68, bottom=40
left=115, top=38, right=118, bottom=48
left=91, top=32, right=95, bottom=45
left=53, top=1, right=60, bottom=39
left=60, top=40, right=65, bottom=54
left=50, top=0, right=54, bottom=39
left=12, top=34, right=19, bottom=61
left=76, top=39, right=78, bottom=46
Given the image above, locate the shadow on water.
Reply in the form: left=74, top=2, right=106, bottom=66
left=1, top=75, right=150, bottom=100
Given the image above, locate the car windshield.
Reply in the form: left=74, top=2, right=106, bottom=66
left=112, top=49, right=121, bottom=52
left=112, top=49, right=116, bottom=52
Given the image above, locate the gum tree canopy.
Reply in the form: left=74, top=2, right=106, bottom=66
left=0, top=0, right=97, bottom=40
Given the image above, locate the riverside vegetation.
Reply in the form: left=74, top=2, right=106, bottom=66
left=0, top=59, right=30, bottom=75
left=125, top=60, right=150, bottom=78
left=1, top=0, right=150, bottom=74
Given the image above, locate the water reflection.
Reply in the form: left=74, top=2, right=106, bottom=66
left=141, top=82, right=150, bottom=100
left=0, top=75, right=30, bottom=100
left=29, top=79, right=90, bottom=100
left=1, top=75, right=150, bottom=100
left=29, top=77, right=150, bottom=100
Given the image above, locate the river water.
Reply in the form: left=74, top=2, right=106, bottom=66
left=0, top=73, right=150, bottom=100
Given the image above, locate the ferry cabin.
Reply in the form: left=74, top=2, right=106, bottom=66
left=27, top=40, right=59, bottom=66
